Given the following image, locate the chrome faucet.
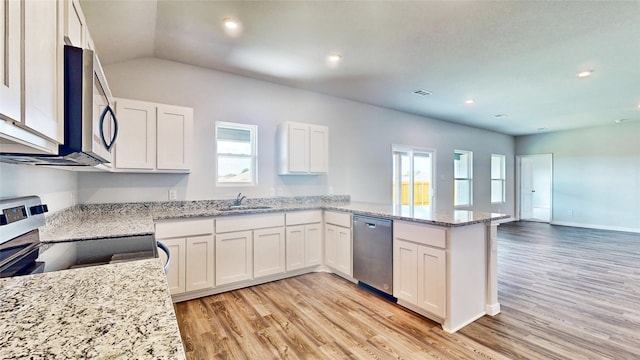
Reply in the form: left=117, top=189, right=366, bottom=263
left=234, top=193, right=247, bottom=206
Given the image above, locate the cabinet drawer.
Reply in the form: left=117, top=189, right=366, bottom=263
left=155, top=218, right=214, bottom=239
left=286, top=210, right=322, bottom=225
left=394, top=221, right=446, bottom=249
left=324, top=211, right=351, bottom=228
left=216, top=213, right=285, bottom=233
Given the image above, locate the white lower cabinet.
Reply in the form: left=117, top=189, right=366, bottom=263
left=253, top=227, right=286, bottom=278
left=215, top=213, right=286, bottom=287
left=393, top=221, right=447, bottom=319
left=160, top=238, right=186, bottom=294
left=185, top=235, right=215, bottom=292
left=285, top=211, right=323, bottom=271
left=324, top=211, right=352, bottom=277
left=215, top=230, right=253, bottom=286
left=155, top=218, right=215, bottom=296
left=417, top=245, right=446, bottom=317
left=393, top=239, right=418, bottom=304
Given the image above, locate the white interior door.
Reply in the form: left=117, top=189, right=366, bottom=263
left=518, top=154, right=552, bottom=222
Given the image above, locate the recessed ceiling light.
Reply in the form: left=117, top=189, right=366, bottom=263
left=493, top=113, right=508, bottom=118
left=615, top=119, right=627, bottom=124
left=577, top=70, right=594, bottom=78
left=412, top=89, right=432, bottom=96
left=465, top=99, right=475, bottom=105
left=223, top=17, right=239, bottom=29
left=222, top=17, right=243, bottom=37
left=327, top=53, right=342, bottom=63
left=325, top=52, right=343, bottom=68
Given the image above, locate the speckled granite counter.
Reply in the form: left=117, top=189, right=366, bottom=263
left=40, top=196, right=350, bottom=242
left=0, top=259, right=185, bottom=359
left=39, top=196, right=507, bottom=242
left=326, top=202, right=510, bottom=227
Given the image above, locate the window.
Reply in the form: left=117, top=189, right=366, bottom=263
left=491, top=154, right=506, bottom=203
left=392, top=145, right=434, bottom=215
left=215, top=122, right=257, bottom=185
left=454, top=150, right=473, bottom=207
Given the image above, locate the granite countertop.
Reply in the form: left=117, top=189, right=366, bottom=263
left=0, top=259, right=185, bottom=360
left=40, top=196, right=508, bottom=242
left=327, top=202, right=510, bottom=227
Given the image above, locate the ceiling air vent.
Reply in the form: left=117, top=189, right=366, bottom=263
left=412, top=89, right=432, bottom=96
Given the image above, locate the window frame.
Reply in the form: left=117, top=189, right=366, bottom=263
left=215, top=121, right=258, bottom=186
left=392, top=144, right=435, bottom=213
left=491, top=154, right=506, bottom=204
left=454, top=149, right=473, bottom=208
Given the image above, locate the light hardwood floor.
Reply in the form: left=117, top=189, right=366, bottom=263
left=174, top=222, right=640, bottom=359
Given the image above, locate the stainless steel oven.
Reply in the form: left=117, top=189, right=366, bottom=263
left=0, top=196, right=169, bottom=278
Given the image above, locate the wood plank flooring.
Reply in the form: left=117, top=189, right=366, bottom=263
left=174, top=222, right=640, bottom=359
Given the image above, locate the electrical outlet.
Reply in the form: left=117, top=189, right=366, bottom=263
left=269, top=188, right=275, bottom=197
left=328, top=186, right=334, bottom=195
left=168, top=189, right=177, bottom=201
left=277, top=188, right=284, bottom=196
left=567, top=209, right=573, bottom=216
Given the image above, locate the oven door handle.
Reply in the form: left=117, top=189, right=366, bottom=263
left=156, top=241, right=171, bottom=274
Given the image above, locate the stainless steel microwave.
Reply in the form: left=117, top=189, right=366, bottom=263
left=0, top=45, right=118, bottom=166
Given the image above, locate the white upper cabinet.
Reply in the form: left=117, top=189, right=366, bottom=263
left=113, top=98, right=193, bottom=173
left=1, top=0, right=63, bottom=153
left=63, top=0, right=95, bottom=50
left=0, top=0, right=22, bottom=123
left=278, top=121, right=329, bottom=175
left=114, top=99, right=156, bottom=169
left=157, top=104, right=193, bottom=171
left=308, top=125, right=329, bottom=173
left=63, top=0, right=85, bottom=47
left=23, top=0, right=63, bottom=144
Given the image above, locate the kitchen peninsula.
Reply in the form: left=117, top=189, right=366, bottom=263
left=0, top=196, right=507, bottom=358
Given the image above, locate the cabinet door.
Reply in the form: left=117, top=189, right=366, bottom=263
left=23, top=0, right=62, bottom=143
left=156, top=105, right=193, bottom=170
left=417, top=245, right=446, bottom=318
left=216, top=230, right=253, bottom=286
left=285, top=225, right=305, bottom=271
left=335, top=226, right=352, bottom=276
left=304, top=223, right=323, bottom=267
left=114, top=99, right=157, bottom=169
left=63, top=0, right=85, bottom=47
left=393, top=239, right=418, bottom=304
left=254, top=227, right=286, bottom=278
left=0, top=0, right=21, bottom=122
left=185, top=234, right=215, bottom=292
left=287, top=123, right=309, bottom=173
left=325, top=224, right=338, bottom=269
left=308, top=125, right=328, bottom=173
left=160, top=238, right=186, bottom=295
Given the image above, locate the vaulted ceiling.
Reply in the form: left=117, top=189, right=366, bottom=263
left=80, top=0, right=640, bottom=136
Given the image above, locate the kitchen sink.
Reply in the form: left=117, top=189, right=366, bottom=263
left=219, top=205, right=272, bottom=211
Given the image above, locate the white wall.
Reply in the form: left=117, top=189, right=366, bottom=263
left=516, top=122, right=640, bottom=232
left=0, top=163, right=78, bottom=212
left=76, top=58, right=515, bottom=214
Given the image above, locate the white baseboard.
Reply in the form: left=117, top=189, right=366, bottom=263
left=485, top=303, right=501, bottom=316
left=550, top=221, right=640, bottom=234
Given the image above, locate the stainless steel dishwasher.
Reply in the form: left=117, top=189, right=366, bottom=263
left=353, top=215, right=393, bottom=296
